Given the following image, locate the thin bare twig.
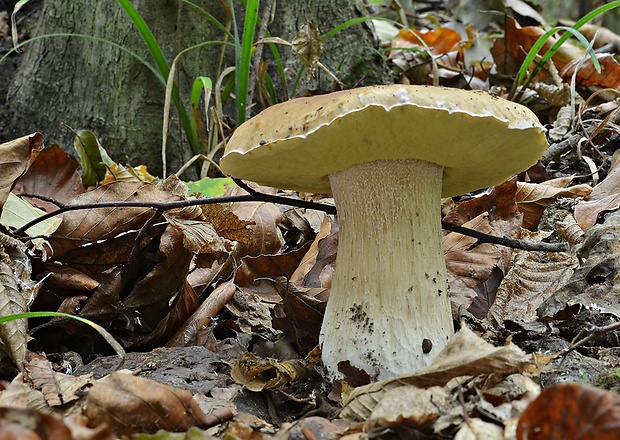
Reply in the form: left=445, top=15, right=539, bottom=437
left=15, top=184, right=568, bottom=254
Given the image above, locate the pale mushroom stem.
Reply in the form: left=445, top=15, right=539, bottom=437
left=321, top=158, right=454, bottom=380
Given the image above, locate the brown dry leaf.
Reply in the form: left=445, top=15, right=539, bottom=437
left=392, top=27, right=461, bottom=54
left=77, top=225, right=193, bottom=347
left=516, top=179, right=592, bottom=230
left=229, top=186, right=284, bottom=257
left=12, top=144, right=85, bottom=213
left=24, top=353, right=93, bottom=407
left=203, top=203, right=254, bottom=249
left=517, top=383, right=620, bottom=440
left=0, top=407, right=115, bottom=440
left=271, top=276, right=326, bottom=354
left=85, top=371, right=217, bottom=435
left=561, top=53, right=620, bottom=89
left=290, top=215, right=337, bottom=289
left=455, top=418, right=504, bottom=439
left=340, top=324, right=531, bottom=422
left=492, top=16, right=583, bottom=77
left=539, top=209, right=620, bottom=320
left=49, top=181, right=178, bottom=257
left=39, top=265, right=100, bottom=292
left=55, top=225, right=164, bottom=281
left=559, top=20, right=620, bottom=50
left=231, top=351, right=318, bottom=392
left=364, top=386, right=451, bottom=432
left=0, top=245, right=31, bottom=371
left=166, top=211, right=227, bottom=255
left=0, top=133, right=44, bottom=210
left=488, top=231, right=578, bottom=325
left=234, top=243, right=313, bottom=303
left=575, top=149, right=620, bottom=230
left=444, top=213, right=509, bottom=318
left=128, top=280, right=199, bottom=348
left=165, top=278, right=237, bottom=347
left=277, top=416, right=353, bottom=440
left=0, top=372, right=50, bottom=411
left=101, top=163, right=156, bottom=184
left=557, top=213, right=585, bottom=245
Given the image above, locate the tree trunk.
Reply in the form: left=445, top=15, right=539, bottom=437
left=0, top=0, right=392, bottom=176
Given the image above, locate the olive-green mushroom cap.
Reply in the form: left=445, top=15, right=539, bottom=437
left=220, top=85, right=548, bottom=197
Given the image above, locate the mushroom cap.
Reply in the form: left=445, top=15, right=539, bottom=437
left=220, top=85, right=548, bottom=197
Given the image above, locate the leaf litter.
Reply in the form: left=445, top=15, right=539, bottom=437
left=4, top=1, right=620, bottom=438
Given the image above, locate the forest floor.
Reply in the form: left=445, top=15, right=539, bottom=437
left=2, top=1, right=620, bottom=440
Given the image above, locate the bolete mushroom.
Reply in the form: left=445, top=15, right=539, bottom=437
left=220, top=85, right=548, bottom=380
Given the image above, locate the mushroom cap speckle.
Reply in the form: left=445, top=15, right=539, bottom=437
left=220, top=85, right=548, bottom=197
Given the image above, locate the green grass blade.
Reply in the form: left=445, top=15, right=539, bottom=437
left=235, top=0, right=260, bottom=124
left=0, top=33, right=162, bottom=82
left=511, top=26, right=602, bottom=98
left=0, top=312, right=126, bottom=370
left=115, top=0, right=170, bottom=79
left=324, top=16, right=400, bottom=40
left=182, top=0, right=234, bottom=40
left=116, top=0, right=200, bottom=156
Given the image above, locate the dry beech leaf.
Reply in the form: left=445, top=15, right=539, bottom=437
left=575, top=148, right=620, bottom=230
left=0, top=407, right=116, bottom=440
left=492, top=16, right=582, bottom=77
left=364, top=386, right=451, bottom=431
left=0, top=252, right=30, bottom=371
left=49, top=181, right=179, bottom=257
left=392, top=27, right=461, bottom=55
left=203, top=203, right=254, bottom=248
left=24, top=353, right=93, bottom=407
left=231, top=352, right=318, bottom=392
left=0, top=372, right=50, bottom=411
left=561, top=53, right=620, bottom=89
left=12, top=143, right=85, bottom=214
left=234, top=244, right=313, bottom=303
left=455, top=418, right=504, bottom=440
left=229, top=186, right=284, bottom=257
left=517, top=383, right=620, bottom=439
left=516, top=180, right=592, bottom=230
left=40, top=265, right=100, bottom=292
left=129, top=280, right=200, bottom=348
left=557, top=213, right=585, bottom=245
left=290, top=215, right=337, bottom=289
left=340, top=324, right=531, bottom=422
left=85, top=371, right=217, bottom=435
left=539, top=209, right=620, bottom=320
left=488, top=230, right=578, bottom=325
left=166, top=214, right=227, bottom=254
left=444, top=213, right=509, bottom=317
left=76, top=225, right=193, bottom=347
left=0, top=133, right=44, bottom=210
left=165, top=278, right=237, bottom=347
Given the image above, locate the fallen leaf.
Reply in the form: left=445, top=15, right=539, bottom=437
left=13, top=143, right=85, bottom=212
left=364, top=386, right=451, bottom=431
left=575, top=149, right=620, bottom=230
left=0, top=133, right=44, bottom=210
left=517, top=383, right=620, bottom=440
left=231, top=351, right=318, bottom=392
left=85, top=371, right=220, bottom=435
left=341, top=324, right=531, bottom=422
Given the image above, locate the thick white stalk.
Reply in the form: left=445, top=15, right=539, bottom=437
left=320, top=159, right=453, bottom=380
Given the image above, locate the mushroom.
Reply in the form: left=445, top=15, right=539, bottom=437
left=220, top=85, right=548, bottom=380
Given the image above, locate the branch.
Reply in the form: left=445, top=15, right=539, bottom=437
left=440, top=221, right=568, bottom=253
left=15, top=185, right=568, bottom=253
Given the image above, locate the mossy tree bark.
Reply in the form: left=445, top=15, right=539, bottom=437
left=0, top=0, right=392, bottom=176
